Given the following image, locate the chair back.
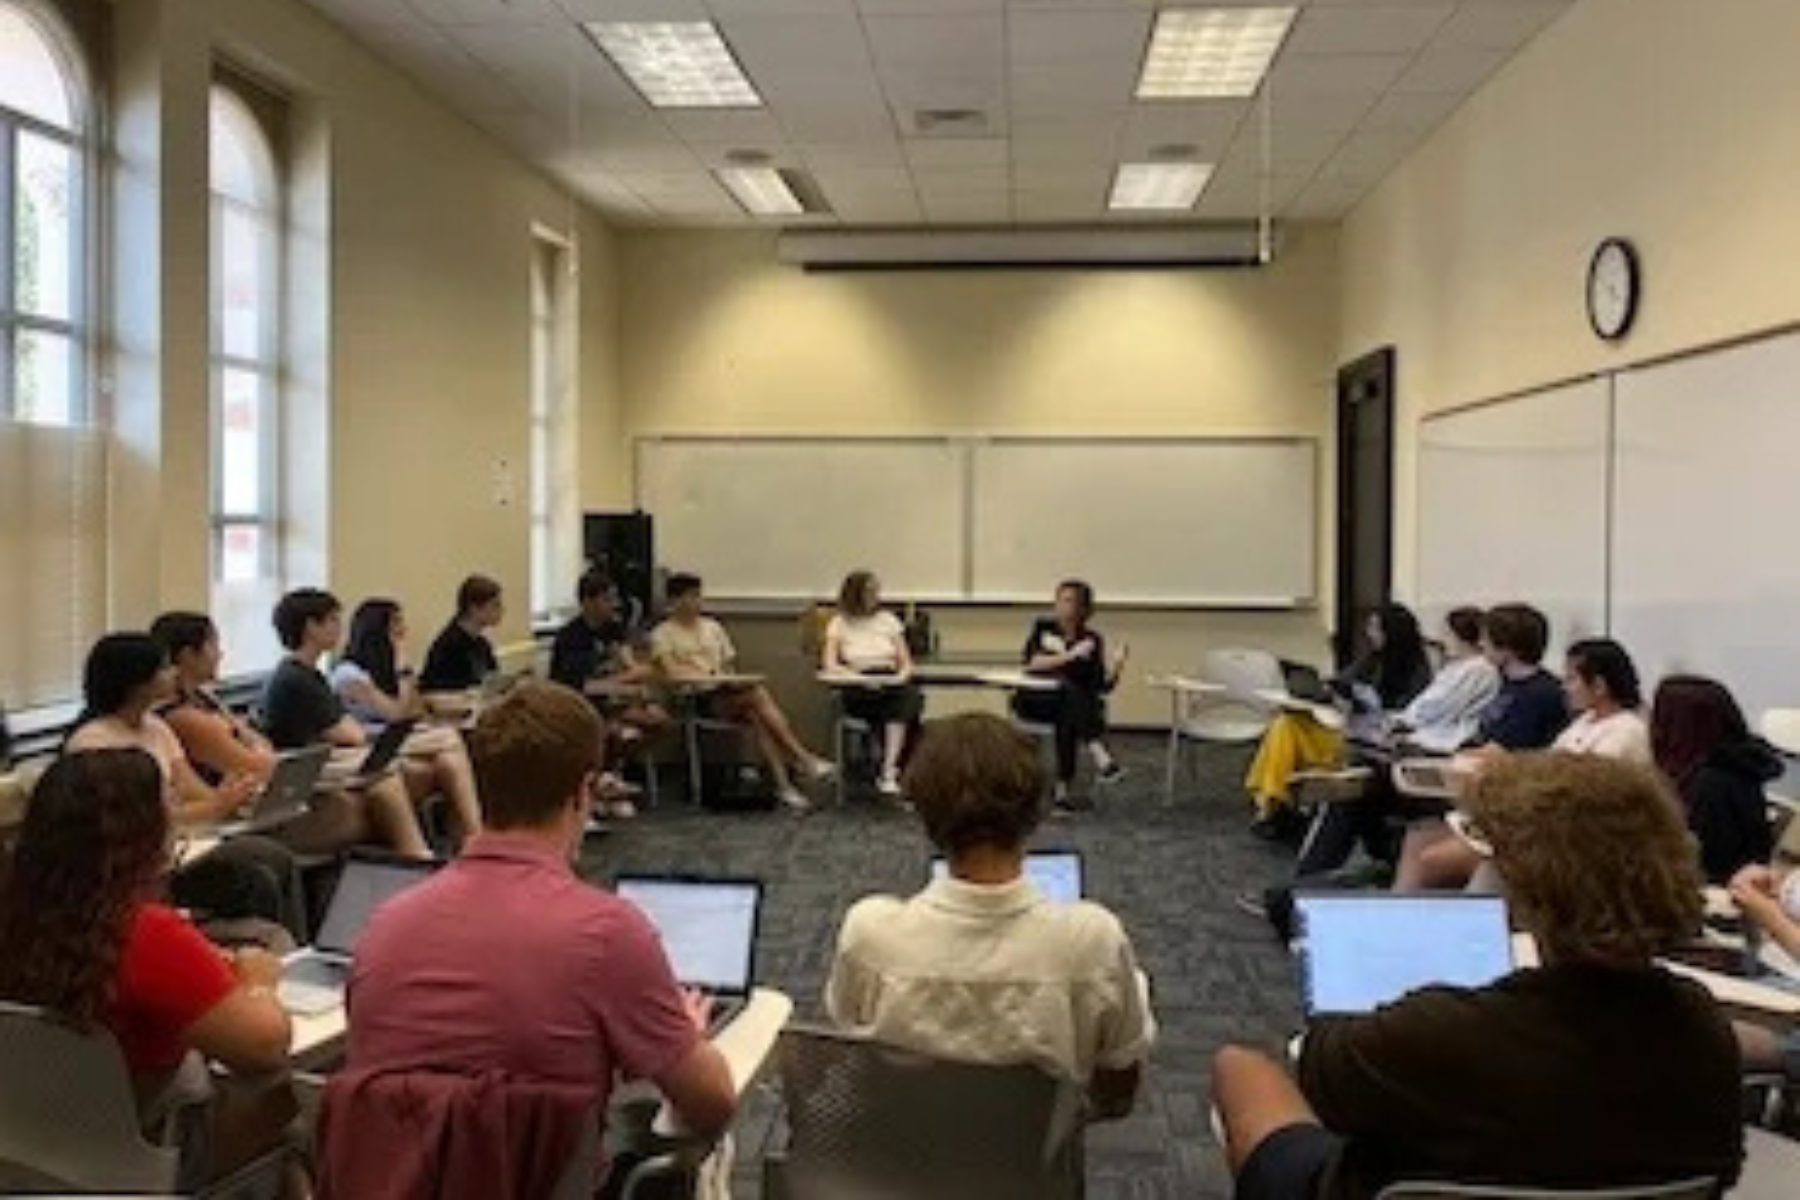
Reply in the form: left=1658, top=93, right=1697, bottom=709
left=1183, top=649, right=1285, bottom=741
left=769, top=1025, right=1085, bottom=1200
left=0, top=1001, right=180, bottom=1193
left=1377, top=1178, right=1716, bottom=1200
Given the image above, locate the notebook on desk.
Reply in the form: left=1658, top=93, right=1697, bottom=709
left=930, top=850, right=1084, bottom=903
left=615, top=875, right=764, bottom=1034
left=211, top=746, right=331, bottom=837
left=279, top=853, right=442, bottom=1015
left=1294, top=893, right=1515, bottom=1016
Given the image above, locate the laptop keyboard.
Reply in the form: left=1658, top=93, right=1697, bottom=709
left=279, top=956, right=349, bottom=1015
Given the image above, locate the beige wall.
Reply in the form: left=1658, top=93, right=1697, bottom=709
left=1341, top=0, right=1800, bottom=594
left=105, top=0, right=623, bottom=662
left=618, top=227, right=1342, bottom=724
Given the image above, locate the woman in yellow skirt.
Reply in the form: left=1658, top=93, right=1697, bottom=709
left=1245, top=604, right=1432, bottom=837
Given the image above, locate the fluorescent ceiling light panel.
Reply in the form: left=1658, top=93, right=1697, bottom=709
left=1137, top=7, right=1298, bottom=100
left=715, top=167, right=805, bottom=217
left=1108, top=162, right=1216, bottom=211
left=584, top=22, right=761, bottom=109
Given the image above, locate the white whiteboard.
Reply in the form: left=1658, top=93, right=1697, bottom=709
left=636, top=439, right=968, bottom=600
left=1416, top=379, right=1611, bottom=655
left=970, top=439, right=1316, bottom=605
left=1612, top=332, right=1800, bottom=720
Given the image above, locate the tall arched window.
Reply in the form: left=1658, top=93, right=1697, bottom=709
left=0, top=1, right=87, bottom=425
left=209, top=83, right=284, bottom=666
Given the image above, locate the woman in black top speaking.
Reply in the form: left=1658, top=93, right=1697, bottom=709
left=1015, top=580, right=1128, bottom=812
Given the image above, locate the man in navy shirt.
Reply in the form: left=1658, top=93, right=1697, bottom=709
left=1470, top=604, right=1568, bottom=751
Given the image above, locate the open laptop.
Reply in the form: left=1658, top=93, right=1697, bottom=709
left=279, top=853, right=442, bottom=1015
left=1278, top=660, right=1334, bottom=705
left=1294, top=893, right=1516, bottom=1017
left=930, top=850, right=1084, bottom=903
left=320, top=718, right=417, bottom=790
left=212, top=745, right=331, bottom=837
left=614, top=875, right=764, bottom=1033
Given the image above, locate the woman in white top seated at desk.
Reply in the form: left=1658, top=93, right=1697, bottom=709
left=330, top=598, right=483, bottom=844
left=0, top=750, right=300, bottom=1194
left=1397, top=637, right=1651, bottom=891
left=650, top=572, right=834, bottom=812
left=65, top=633, right=307, bottom=940
left=827, top=713, right=1156, bottom=1111
left=1243, top=604, right=1432, bottom=837
left=821, top=570, right=924, bottom=799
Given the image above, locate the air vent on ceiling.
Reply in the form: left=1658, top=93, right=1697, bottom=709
left=911, top=108, right=990, bottom=138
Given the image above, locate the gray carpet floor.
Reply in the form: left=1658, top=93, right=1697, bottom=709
left=578, top=735, right=1304, bottom=1200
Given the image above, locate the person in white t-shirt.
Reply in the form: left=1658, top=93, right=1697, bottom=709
left=821, top=570, right=923, bottom=799
left=1550, top=638, right=1651, bottom=763
left=649, top=572, right=834, bottom=811
left=1398, top=636, right=1652, bottom=891
left=827, top=713, right=1156, bottom=1110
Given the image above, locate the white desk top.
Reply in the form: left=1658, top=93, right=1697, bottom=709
left=1147, top=674, right=1226, bottom=695
left=658, top=988, right=792, bottom=1136
left=291, top=1002, right=347, bottom=1062
left=1253, top=688, right=1345, bottom=729
left=908, top=664, right=1059, bottom=692
left=1515, top=931, right=1800, bottom=1016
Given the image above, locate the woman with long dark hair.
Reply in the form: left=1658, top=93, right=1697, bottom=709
left=1244, top=603, right=1432, bottom=836
left=331, top=598, right=482, bottom=841
left=65, top=633, right=306, bottom=938
left=1652, top=675, right=1779, bottom=884
left=0, top=751, right=296, bottom=1187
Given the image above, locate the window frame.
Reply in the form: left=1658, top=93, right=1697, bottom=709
left=207, top=83, right=284, bottom=587
left=0, top=0, right=90, bottom=428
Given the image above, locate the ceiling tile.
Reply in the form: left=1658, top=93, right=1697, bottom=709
left=859, top=0, right=1005, bottom=14
left=1393, top=46, right=1513, bottom=93
left=865, top=13, right=1004, bottom=72
left=800, top=139, right=907, bottom=168
left=1359, top=88, right=1468, bottom=133
left=1008, top=62, right=1136, bottom=118
left=555, top=0, right=710, bottom=19
left=1431, top=1, right=1573, bottom=52
left=705, top=0, right=857, bottom=14
left=413, top=0, right=568, bottom=24
left=719, top=14, right=870, bottom=70
left=1268, top=53, right=1413, bottom=98
left=1284, top=3, right=1453, bottom=55
left=1007, top=9, right=1151, bottom=65
left=911, top=165, right=1010, bottom=194
left=662, top=108, right=788, bottom=147
left=904, top=138, right=1009, bottom=167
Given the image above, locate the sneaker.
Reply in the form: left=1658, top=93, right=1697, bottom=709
left=1096, top=761, right=1127, bottom=786
left=1232, top=890, right=1269, bottom=920
left=806, top=758, right=839, bottom=783
left=877, top=772, right=903, bottom=798
left=777, top=786, right=813, bottom=813
left=604, top=799, right=638, bottom=820
left=1052, top=794, right=1094, bottom=819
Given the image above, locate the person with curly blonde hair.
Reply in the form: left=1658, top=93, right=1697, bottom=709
left=1213, top=753, right=1743, bottom=1200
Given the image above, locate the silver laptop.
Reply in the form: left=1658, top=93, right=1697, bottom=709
left=212, top=746, right=331, bottom=837
left=1294, top=893, right=1515, bottom=1017
left=279, top=854, right=441, bottom=1015
left=930, top=850, right=1084, bottom=904
left=614, top=875, right=764, bottom=1033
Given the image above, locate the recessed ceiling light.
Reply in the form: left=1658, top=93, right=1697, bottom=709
left=715, top=166, right=805, bottom=217
left=1108, top=162, right=1216, bottom=211
left=1136, top=7, right=1298, bottom=101
left=584, top=22, right=761, bottom=109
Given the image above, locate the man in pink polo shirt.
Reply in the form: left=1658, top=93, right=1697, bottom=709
left=347, top=680, right=736, bottom=1132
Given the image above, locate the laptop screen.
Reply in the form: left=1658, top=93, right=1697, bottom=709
left=315, top=857, right=439, bottom=956
left=931, top=851, right=1083, bottom=903
left=1296, top=894, right=1514, bottom=1016
left=615, top=877, right=761, bottom=995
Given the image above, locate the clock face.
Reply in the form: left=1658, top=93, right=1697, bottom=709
left=1588, top=239, right=1640, bottom=341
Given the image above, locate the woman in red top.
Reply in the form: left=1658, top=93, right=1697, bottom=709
left=0, top=749, right=296, bottom=1187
